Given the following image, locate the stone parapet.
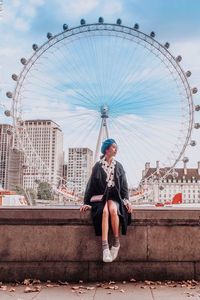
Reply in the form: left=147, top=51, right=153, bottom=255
left=0, top=206, right=199, bottom=281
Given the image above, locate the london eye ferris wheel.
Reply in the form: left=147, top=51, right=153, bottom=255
left=5, top=17, right=200, bottom=194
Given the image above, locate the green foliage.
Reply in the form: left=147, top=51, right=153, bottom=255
left=37, top=181, right=53, bottom=200
left=13, top=185, right=25, bottom=196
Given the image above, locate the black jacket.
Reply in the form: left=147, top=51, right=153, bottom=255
left=84, top=160, right=132, bottom=236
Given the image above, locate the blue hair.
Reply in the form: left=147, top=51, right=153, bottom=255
left=101, top=138, right=117, bottom=155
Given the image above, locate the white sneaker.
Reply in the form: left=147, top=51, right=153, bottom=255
left=110, top=245, right=120, bottom=261
left=103, top=249, right=113, bottom=263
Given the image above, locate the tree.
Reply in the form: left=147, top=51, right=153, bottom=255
left=26, top=188, right=37, bottom=205
left=37, top=181, right=53, bottom=200
left=13, top=185, right=25, bottom=196
left=13, top=185, right=37, bottom=205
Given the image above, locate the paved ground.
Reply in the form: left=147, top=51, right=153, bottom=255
left=1, top=279, right=200, bottom=299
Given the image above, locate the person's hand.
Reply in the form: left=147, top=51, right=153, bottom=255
left=80, top=204, right=92, bottom=212
left=124, top=202, right=133, bottom=213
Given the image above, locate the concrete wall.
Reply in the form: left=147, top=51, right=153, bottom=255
left=0, top=206, right=200, bottom=282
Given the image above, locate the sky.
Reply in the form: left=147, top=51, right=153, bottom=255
left=0, top=0, right=200, bottom=188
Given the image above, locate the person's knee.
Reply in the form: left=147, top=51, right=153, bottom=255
left=109, top=207, right=118, bottom=216
left=103, top=207, right=109, bottom=217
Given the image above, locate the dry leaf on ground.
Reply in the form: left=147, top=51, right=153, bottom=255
left=58, top=280, right=69, bottom=285
left=24, top=286, right=41, bottom=293
left=86, top=286, right=95, bottom=290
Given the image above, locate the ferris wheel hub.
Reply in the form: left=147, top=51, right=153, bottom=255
left=100, top=105, right=109, bottom=118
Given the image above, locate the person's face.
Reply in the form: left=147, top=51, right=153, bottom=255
left=106, top=143, right=118, bottom=157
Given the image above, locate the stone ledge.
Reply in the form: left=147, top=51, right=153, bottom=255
left=0, top=206, right=199, bottom=225
left=0, top=261, right=198, bottom=282
left=0, top=206, right=200, bottom=281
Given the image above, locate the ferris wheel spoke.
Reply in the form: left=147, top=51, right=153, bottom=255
left=101, top=34, right=120, bottom=103
left=110, top=42, right=163, bottom=103
left=110, top=54, right=181, bottom=108
left=112, top=122, right=177, bottom=154
left=106, top=36, right=139, bottom=104
left=111, top=84, right=182, bottom=112
left=111, top=68, right=179, bottom=109
left=51, top=52, right=99, bottom=107
left=21, top=70, right=99, bottom=110
left=73, top=34, right=110, bottom=104
left=110, top=115, right=182, bottom=160
left=66, top=114, right=100, bottom=148
left=46, top=44, right=99, bottom=107
left=109, top=47, right=156, bottom=105
left=62, top=36, right=102, bottom=102
left=109, top=118, right=154, bottom=185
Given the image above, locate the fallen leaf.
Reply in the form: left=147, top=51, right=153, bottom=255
left=32, top=279, right=41, bottom=284
left=24, top=286, right=41, bottom=293
left=120, top=289, right=125, bottom=293
left=23, top=279, right=32, bottom=285
left=9, top=287, right=16, bottom=292
left=46, top=283, right=60, bottom=287
left=105, top=285, right=118, bottom=290
left=58, top=280, right=69, bottom=285
left=191, top=280, right=198, bottom=285
left=0, top=285, right=7, bottom=291
left=72, top=286, right=80, bottom=290
left=46, top=284, right=55, bottom=288
left=130, top=278, right=136, bottom=282
left=96, top=283, right=104, bottom=287
left=87, top=286, right=95, bottom=290
left=145, top=280, right=155, bottom=285
left=122, top=281, right=126, bottom=284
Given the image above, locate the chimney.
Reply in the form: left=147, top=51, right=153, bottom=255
left=184, top=161, right=187, bottom=175
left=156, top=160, right=159, bottom=174
left=156, top=161, right=159, bottom=168
left=145, top=162, right=150, bottom=171
left=198, top=161, right=200, bottom=175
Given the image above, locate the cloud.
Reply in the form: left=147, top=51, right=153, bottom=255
left=55, top=0, right=99, bottom=18
left=102, top=0, right=122, bottom=16
left=22, top=0, right=45, bottom=18
left=1, top=0, right=44, bottom=31
left=15, top=17, right=30, bottom=32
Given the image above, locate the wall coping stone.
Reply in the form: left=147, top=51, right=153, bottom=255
left=0, top=205, right=200, bottom=226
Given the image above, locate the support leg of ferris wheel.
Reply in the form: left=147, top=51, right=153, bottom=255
left=94, top=105, right=109, bottom=163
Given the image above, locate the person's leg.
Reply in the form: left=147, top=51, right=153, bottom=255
left=107, top=200, right=120, bottom=260
left=102, top=202, right=109, bottom=241
left=102, top=202, right=112, bottom=262
left=107, top=200, right=120, bottom=238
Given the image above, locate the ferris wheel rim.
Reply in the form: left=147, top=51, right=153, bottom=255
left=9, top=20, right=196, bottom=188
